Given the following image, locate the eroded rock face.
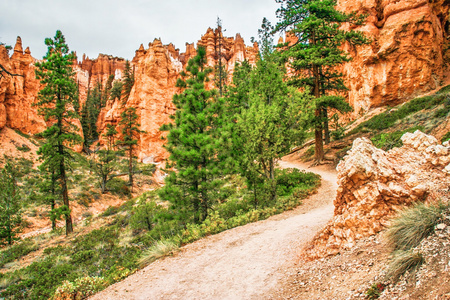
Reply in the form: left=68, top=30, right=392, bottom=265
left=0, top=37, right=46, bottom=134
left=337, top=0, right=450, bottom=113
left=75, top=54, right=126, bottom=107
left=304, top=131, right=450, bottom=259
left=97, top=28, right=258, bottom=161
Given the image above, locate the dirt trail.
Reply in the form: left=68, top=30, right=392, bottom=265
left=91, top=160, right=337, bottom=300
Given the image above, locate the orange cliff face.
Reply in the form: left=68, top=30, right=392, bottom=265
left=97, top=28, right=259, bottom=162
left=74, top=53, right=126, bottom=107
left=337, top=0, right=450, bottom=114
left=0, top=37, right=46, bottom=134
left=278, top=0, right=450, bottom=115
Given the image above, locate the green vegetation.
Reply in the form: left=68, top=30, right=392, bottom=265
left=350, top=90, right=450, bottom=135
left=117, top=107, right=141, bottom=188
left=0, top=239, right=39, bottom=268
left=383, top=202, right=449, bottom=283
left=385, top=202, right=448, bottom=251
left=34, top=30, right=82, bottom=235
left=371, top=126, right=423, bottom=151
left=0, top=157, right=22, bottom=246
left=0, top=169, right=319, bottom=299
left=160, top=46, right=224, bottom=224
left=275, top=0, right=369, bottom=162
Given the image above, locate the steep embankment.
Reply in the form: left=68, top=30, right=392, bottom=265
left=91, top=161, right=337, bottom=300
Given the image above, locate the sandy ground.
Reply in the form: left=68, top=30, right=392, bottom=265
left=91, top=159, right=337, bottom=300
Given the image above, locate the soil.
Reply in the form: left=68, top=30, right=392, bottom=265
left=90, top=159, right=338, bottom=300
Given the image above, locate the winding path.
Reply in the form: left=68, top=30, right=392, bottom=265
left=91, top=159, right=337, bottom=300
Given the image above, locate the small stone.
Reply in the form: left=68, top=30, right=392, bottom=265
left=436, top=223, right=447, bottom=230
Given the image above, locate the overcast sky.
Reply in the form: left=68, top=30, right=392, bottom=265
left=1, top=0, right=281, bottom=61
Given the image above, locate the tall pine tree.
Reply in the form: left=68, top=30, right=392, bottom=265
left=275, top=0, right=368, bottom=163
left=0, top=157, right=22, bottom=246
left=117, top=107, right=140, bottom=189
left=35, top=30, right=81, bottom=235
left=159, top=46, right=223, bottom=223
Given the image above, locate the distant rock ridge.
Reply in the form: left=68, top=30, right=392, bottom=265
left=96, top=27, right=259, bottom=162
left=303, top=131, right=450, bottom=260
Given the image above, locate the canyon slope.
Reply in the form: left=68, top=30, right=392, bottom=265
left=1, top=0, right=449, bottom=160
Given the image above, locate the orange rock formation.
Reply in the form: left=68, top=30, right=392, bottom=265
left=97, top=28, right=259, bottom=162
left=0, top=37, right=46, bottom=134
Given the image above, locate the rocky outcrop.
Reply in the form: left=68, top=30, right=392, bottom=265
left=304, top=131, right=450, bottom=259
left=75, top=54, right=126, bottom=107
left=0, top=37, right=46, bottom=134
left=98, top=28, right=259, bottom=161
left=337, top=0, right=450, bottom=113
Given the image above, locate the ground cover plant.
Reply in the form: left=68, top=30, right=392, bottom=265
left=0, top=168, right=320, bottom=299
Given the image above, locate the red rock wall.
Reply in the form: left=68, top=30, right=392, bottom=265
left=337, top=0, right=450, bottom=113
left=97, top=28, right=259, bottom=162
left=0, top=37, right=46, bottom=134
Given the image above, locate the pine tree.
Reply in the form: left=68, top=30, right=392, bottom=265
left=117, top=107, right=140, bottom=189
left=91, top=149, right=119, bottom=194
left=104, top=123, right=118, bottom=151
left=159, top=46, right=223, bottom=223
left=235, top=53, right=308, bottom=206
left=0, top=157, right=22, bottom=246
left=275, top=0, right=368, bottom=163
left=103, top=74, right=114, bottom=106
left=81, top=81, right=103, bottom=146
left=34, top=30, right=82, bottom=235
left=122, top=60, right=134, bottom=102
left=110, top=81, right=123, bottom=102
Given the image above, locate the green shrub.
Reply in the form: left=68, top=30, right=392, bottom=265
left=106, top=178, right=131, bottom=197
left=130, top=201, right=159, bottom=233
left=366, top=283, right=386, bottom=299
left=441, top=132, right=450, bottom=143
left=53, top=276, right=106, bottom=300
left=138, top=239, right=179, bottom=268
left=371, top=126, right=423, bottom=151
left=385, top=250, right=424, bottom=282
left=101, top=205, right=120, bottom=217
left=385, top=202, right=447, bottom=251
left=0, top=239, right=39, bottom=267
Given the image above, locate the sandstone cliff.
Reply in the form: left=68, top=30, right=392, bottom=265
left=0, top=37, right=46, bottom=134
left=97, top=28, right=259, bottom=162
left=304, top=131, right=450, bottom=259
left=338, top=0, right=450, bottom=113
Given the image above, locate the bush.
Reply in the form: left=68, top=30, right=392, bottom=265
left=385, top=250, right=424, bottom=282
left=130, top=201, right=160, bottom=233
left=53, top=276, right=106, bottom=300
left=0, top=239, right=39, bottom=267
left=441, top=131, right=450, bottom=143
left=138, top=239, right=179, bottom=268
left=371, top=126, right=423, bottom=151
left=106, top=178, right=130, bottom=197
left=385, top=202, right=447, bottom=251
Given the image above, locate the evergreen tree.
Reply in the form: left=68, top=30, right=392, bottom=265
left=110, top=81, right=123, bottom=102
left=103, top=74, right=114, bottom=106
left=275, top=0, right=368, bottom=163
left=235, top=53, right=308, bottom=206
left=214, top=17, right=227, bottom=97
left=0, top=157, right=22, bottom=246
left=104, top=123, right=118, bottom=151
left=117, top=107, right=140, bottom=189
left=91, top=149, right=119, bottom=194
left=159, top=46, right=223, bottom=223
left=122, top=60, right=134, bottom=102
left=34, top=30, right=82, bottom=235
left=81, top=81, right=103, bottom=146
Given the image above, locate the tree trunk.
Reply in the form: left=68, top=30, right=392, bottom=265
left=60, top=165, right=73, bottom=235
left=128, top=145, right=133, bottom=191
left=323, top=107, right=330, bottom=145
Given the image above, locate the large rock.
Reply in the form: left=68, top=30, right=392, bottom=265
left=0, top=37, right=46, bottom=134
left=304, top=131, right=450, bottom=259
left=338, top=0, right=450, bottom=113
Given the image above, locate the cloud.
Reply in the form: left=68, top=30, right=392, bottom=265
left=0, top=0, right=280, bottom=60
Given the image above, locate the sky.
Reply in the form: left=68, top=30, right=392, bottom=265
left=0, top=0, right=281, bottom=61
